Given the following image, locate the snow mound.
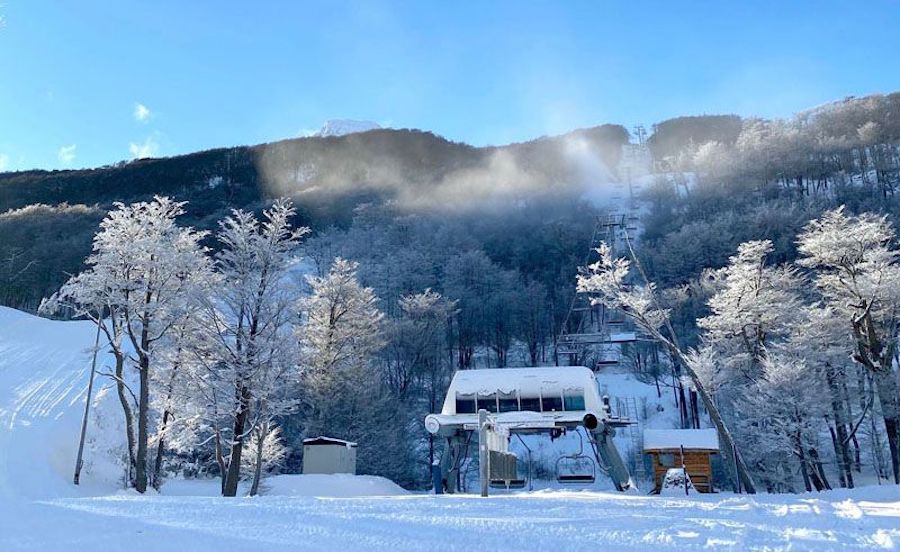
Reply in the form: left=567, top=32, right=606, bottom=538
left=159, top=474, right=407, bottom=498
left=314, top=119, right=382, bottom=137
left=264, top=474, right=408, bottom=497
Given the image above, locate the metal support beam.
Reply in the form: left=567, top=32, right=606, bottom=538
left=591, top=423, right=637, bottom=492
left=478, top=409, right=489, bottom=497
left=440, top=435, right=465, bottom=494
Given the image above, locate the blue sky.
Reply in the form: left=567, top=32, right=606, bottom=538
left=1, top=1, right=898, bottom=170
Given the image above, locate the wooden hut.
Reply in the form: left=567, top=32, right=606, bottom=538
left=643, top=429, right=719, bottom=493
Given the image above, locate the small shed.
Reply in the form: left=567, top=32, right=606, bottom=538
left=643, top=429, right=719, bottom=493
left=302, top=436, right=358, bottom=475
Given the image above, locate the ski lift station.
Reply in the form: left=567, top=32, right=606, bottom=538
left=302, top=436, right=358, bottom=475
left=643, top=428, right=719, bottom=493
left=425, top=366, right=637, bottom=494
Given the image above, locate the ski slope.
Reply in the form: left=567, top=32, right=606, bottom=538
left=0, top=306, right=123, bottom=500
left=1, top=306, right=899, bottom=551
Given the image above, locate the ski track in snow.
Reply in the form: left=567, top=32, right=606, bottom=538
left=1, top=306, right=899, bottom=551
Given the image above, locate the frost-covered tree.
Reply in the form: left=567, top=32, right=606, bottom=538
left=41, top=267, right=137, bottom=482
left=700, top=241, right=800, bottom=376
left=698, top=241, right=801, bottom=371
left=193, top=199, right=307, bottom=497
left=577, top=242, right=757, bottom=493
left=780, top=306, right=859, bottom=488
left=42, top=196, right=212, bottom=493
left=696, top=240, right=802, bottom=419
left=299, top=258, right=401, bottom=478
left=736, top=355, right=827, bottom=492
left=797, top=207, right=900, bottom=483
left=242, top=420, right=288, bottom=496
left=301, top=258, right=384, bottom=377
left=150, top=314, right=207, bottom=489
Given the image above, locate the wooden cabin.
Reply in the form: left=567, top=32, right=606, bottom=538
left=643, top=429, right=719, bottom=493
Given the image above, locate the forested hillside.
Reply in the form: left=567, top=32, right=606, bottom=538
left=0, top=125, right=627, bottom=310
left=3, top=92, right=900, bottom=492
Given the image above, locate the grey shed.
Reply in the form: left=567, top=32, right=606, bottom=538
left=302, top=436, right=358, bottom=475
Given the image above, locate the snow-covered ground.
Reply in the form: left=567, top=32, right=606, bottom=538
left=4, top=486, right=898, bottom=551
left=2, top=306, right=899, bottom=551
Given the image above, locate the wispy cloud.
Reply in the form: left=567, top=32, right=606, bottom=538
left=0, top=153, right=9, bottom=172
left=134, top=102, right=152, bottom=123
left=129, top=136, right=159, bottom=159
left=58, top=144, right=77, bottom=166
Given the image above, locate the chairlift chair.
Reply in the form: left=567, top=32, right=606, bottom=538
left=490, top=478, right=526, bottom=489
left=490, top=433, right=534, bottom=491
left=555, top=429, right=597, bottom=485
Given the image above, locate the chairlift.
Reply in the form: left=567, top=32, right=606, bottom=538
left=555, top=429, right=597, bottom=485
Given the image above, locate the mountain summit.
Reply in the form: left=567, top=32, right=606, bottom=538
left=314, top=119, right=382, bottom=137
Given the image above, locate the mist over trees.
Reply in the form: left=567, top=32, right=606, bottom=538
left=0, top=125, right=627, bottom=311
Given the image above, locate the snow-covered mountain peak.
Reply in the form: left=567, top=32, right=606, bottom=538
left=314, top=119, right=382, bottom=137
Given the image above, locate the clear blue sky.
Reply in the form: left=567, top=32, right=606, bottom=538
left=1, top=1, right=898, bottom=170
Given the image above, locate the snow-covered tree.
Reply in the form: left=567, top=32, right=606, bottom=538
left=797, top=207, right=900, bottom=484
left=694, top=239, right=802, bottom=445
left=41, top=267, right=137, bottom=482
left=779, top=306, right=860, bottom=488
left=43, top=197, right=212, bottom=493
left=242, top=420, right=288, bottom=495
left=150, top=314, right=205, bottom=489
left=192, top=199, right=308, bottom=496
left=577, top=242, right=757, bottom=493
left=736, top=354, right=828, bottom=492
left=301, top=257, right=383, bottom=368
left=698, top=240, right=801, bottom=379
left=299, top=258, right=398, bottom=477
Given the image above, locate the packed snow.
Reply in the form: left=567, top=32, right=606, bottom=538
left=7, top=487, right=900, bottom=551
left=1, top=306, right=899, bottom=551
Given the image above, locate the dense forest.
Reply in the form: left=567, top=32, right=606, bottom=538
left=4, top=92, right=900, bottom=493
